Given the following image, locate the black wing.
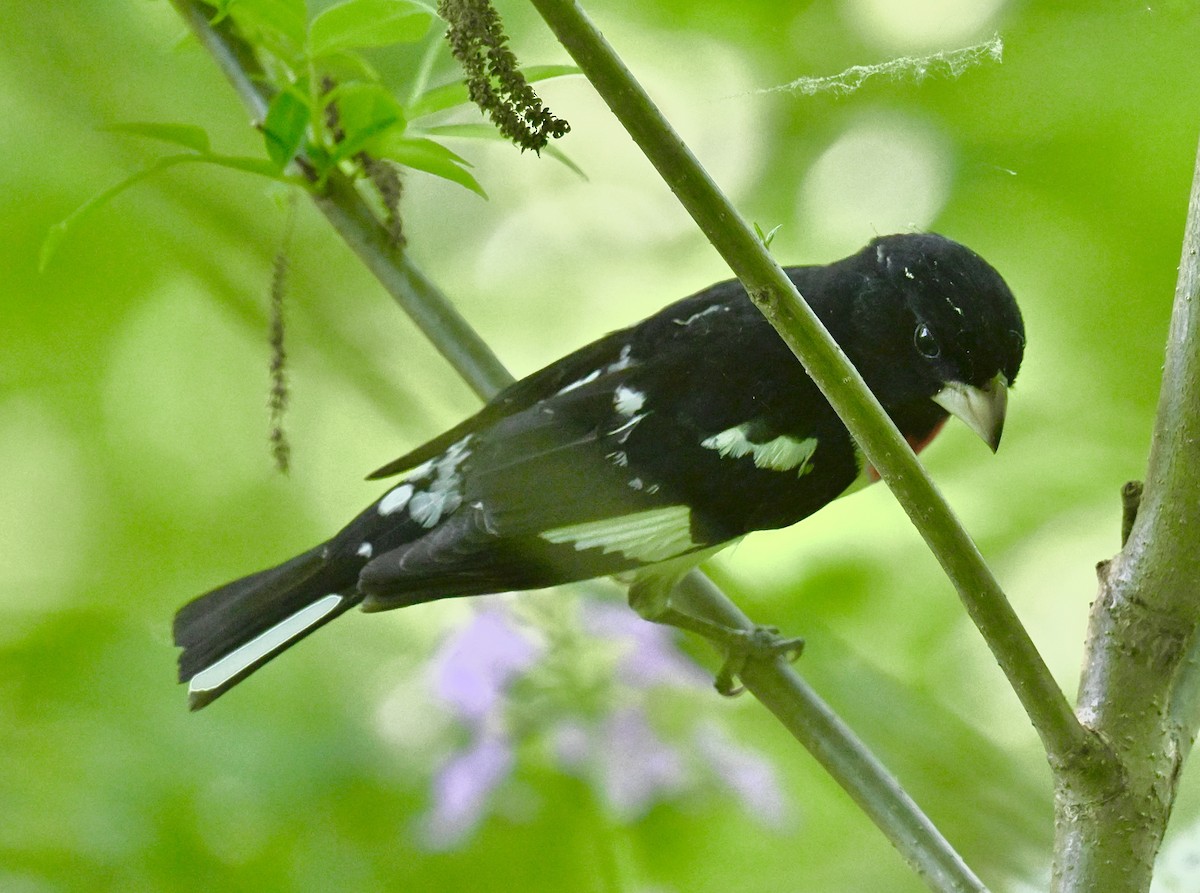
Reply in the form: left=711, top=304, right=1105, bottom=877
left=367, top=328, right=636, bottom=479
left=356, top=279, right=862, bottom=608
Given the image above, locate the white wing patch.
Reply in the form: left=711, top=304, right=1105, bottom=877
left=188, top=594, right=344, bottom=696
left=613, top=385, right=645, bottom=416
left=378, top=484, right=414, bottom=516
left=377, top=436, right=472, bottom=526
left=608, top=344, right=634, bottom=373
left=608, top=412, right=647, bottom=444
left=539, top=505, right=694, bottom=563
left=556, top=344, right=637, bottom=396
left=672, top=304, right=726, bottom=326
left=701, top=425, right=817, bottom=475
left=556, top=367, right=601, bottom=395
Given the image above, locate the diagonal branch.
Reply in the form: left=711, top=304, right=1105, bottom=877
left=525, top=0, right=1108, bottom=781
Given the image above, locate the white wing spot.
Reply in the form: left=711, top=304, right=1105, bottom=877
left=556, top=346, right=636, bottom=395
left=701, top=425, right=818, bottom=475
left=407, top=459, right=436, bottom=480
left=607, top=450, right=629, bottom=467
left=903, top=266, right=915, bottom=280
left=378, top=484, right=414, bottom=515
left=672, top=304, right=725, bottom=326
left=188, top=594, right=344, bottom=695
left=356, top=542, right=373, bottom=558
left=608, top=412, right=647, bottom=444
left=540, top=506, right=694, bottom=563
left=409, top=488, right=463, bottom=528
left=556, top=368, right=602, bottom=395
left=380, top=436, right=471, bottom=526
left=608, top=344, right=634, bottom=373
left=614, top=385, right=646, bottom=416
left=628, top=477, right=644, bottom=490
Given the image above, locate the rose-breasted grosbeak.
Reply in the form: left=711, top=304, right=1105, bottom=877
left=175, top=232, right=1025, bottom=709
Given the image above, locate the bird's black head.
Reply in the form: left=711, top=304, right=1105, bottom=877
left=836, top=233, right=1025, bottom=451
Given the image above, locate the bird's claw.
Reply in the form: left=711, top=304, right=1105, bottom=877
left=714, top=626, right=805, bottom=697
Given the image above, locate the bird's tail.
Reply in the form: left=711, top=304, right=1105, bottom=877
left=174, top=545, right=362, bottom=710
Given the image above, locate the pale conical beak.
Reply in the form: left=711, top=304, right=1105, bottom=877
left=931, top=374, right=1009, bottom=452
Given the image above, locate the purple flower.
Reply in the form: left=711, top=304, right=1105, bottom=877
left=597, top=706, right=687, bottom=818
left=551, top=708, right=689, bottom=817
left=580, top=600, right=709, bottom=689
left=694, top=721, right=790, bottom=827
left=421, top=732, right=513, bottom=850
left=408, top=599, right=790, bottom=849
left=429, top=608, right=544, bottom=724
left=551, top=719, right=592, bottom=770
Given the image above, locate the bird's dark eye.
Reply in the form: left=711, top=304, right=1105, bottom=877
left=913, top=323, right=940, bottom=358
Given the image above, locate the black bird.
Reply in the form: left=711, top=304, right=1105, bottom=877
left=175, top=232, right=1025, bottom=709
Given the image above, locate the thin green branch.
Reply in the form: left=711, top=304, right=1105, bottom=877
left=526, top=0, right=1103, bottom=777
left=676, top=574, right=988, bottom=893
left=171, top=3, right=994, bottom=890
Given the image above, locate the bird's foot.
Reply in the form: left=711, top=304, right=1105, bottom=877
left=627, top=578, right=805, bottom=696
left=712, top=626, right=805, bottom=696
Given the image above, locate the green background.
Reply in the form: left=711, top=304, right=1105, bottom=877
left=5, top=1, right=1200, bottom=890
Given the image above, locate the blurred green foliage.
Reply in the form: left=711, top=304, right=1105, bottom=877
left=4, top=1, right=1200, bottom=891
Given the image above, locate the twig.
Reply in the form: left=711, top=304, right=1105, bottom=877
left=1120, top=481, right=1143, bottom=547
left=676, top=573, right=989, bottom=893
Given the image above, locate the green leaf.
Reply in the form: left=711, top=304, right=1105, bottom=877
left=324, top=82, right=406, bottom=162
left=263, top=88, right=312, bottom=170
left=40, top=154, right=300, bottom=271
left=201, top=155, right=295, bottom=178
left=523, top=64, right=585, bottom=83
left=307, top=0, right=434, bottom=58
left=219, top=0, right=307, bottom=59
left=541, top=144, right=587, bottom=180
left=104, top=122, right=211, bottom=153
left=373, top=135, right=485, bottom=197
left=406, top=64, right=581, bottom=119
left=754, top=222, right=783, bottom=249
left=423, top=124, right=586, bottom=179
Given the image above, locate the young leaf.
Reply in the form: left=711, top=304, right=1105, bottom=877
left=423, top=124, right=587, bottom=179
left=219, top=0, right=307, bottom=60
left=373, top=135, right=485, bottom=197
left=324, top=81, right=406, bottom=162
left=263, top=88, right=312, bottom=170
left=406, top=64, right=581, bottom=120
left=754, top=222, right=783, bottom=249
left=105, top=122, right=212, bottom=153
left=40, top=154, right=299, bottom=270
left=307, top=0, right=435, bottom=59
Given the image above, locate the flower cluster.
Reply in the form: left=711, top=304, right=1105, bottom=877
left=382, top=592, right=791, bottom=849
left=438, top=0, right=570, bottom=153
